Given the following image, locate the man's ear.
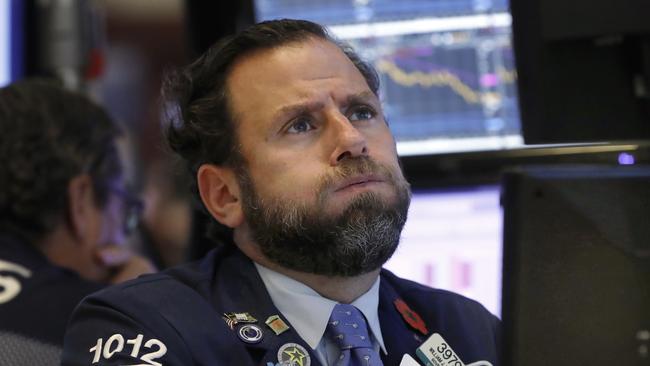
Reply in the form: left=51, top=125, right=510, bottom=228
left=197, top=164, right=244, bottom=228
left=66, top=174, right=98, bottom=245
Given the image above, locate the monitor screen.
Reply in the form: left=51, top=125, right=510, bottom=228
left=501, top=165, right=650, bottom=365
left=384, top=185, right=502, bottom=316
left=0, top=0, right=22, bottom=87
left=255, top=0, right=524, bottom=156
left=0, top=0, right=12, bottom=86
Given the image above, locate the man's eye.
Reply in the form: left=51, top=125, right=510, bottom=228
left=286, top=118, right=315, bottom=134
left=348, top=106, right=375, bottom=122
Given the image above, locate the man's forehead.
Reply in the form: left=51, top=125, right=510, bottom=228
left=227, top=38, right=361, bottom=86
left=225, top=38, right=372, bottom=118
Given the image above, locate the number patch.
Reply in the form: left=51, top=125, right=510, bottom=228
left=89, top=334, right=167, bottom=365
left=416, top=333, right=465, bottom=366
left=0, top=259, right=32, bottom=304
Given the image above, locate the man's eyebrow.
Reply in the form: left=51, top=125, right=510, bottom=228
left=344, top=91, right=378, bottom=107
left=272, top=91, right=378, bottom=122
left=272, top=100, right=324, bottom=121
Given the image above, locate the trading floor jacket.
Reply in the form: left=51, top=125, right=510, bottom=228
left=61, top=245, right=500, bottom=365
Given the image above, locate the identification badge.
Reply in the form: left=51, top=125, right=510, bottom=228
left=416, top=333, right=465, bottom=366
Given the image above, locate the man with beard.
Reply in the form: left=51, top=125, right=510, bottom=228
left=62, top=19, right=500, bottom=366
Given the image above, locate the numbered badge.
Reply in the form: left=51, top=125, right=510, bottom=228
left=89, top=334, right=167, bottom=366
left=0, top=259, right=32, bottom=304
left=416, top=333, right=465, bottom=366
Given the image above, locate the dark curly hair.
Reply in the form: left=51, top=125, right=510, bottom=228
left=0, top=79, right=123, bottom=243
left=163, top=19, right=380, bottom=243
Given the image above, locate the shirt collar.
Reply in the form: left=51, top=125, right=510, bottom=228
left=255, top=263, right=386, bottom=353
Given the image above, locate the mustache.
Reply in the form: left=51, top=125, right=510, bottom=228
left=317, top=156, right=400, bottom=194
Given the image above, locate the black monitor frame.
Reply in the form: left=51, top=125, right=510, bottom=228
left=400, top=142, right=650, bottom=190
left=500, top=165, right=650, bottom=365
left=510, top=0, right=650, bottom=144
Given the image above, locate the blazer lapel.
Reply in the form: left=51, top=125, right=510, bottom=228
left=378, top=276, right=428, bottom=366
left=209, top=246, right=323, bottom=366
left=256, top=325, right=323, bottom=366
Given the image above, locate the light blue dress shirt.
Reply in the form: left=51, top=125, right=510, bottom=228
left=255, top=263, right=388, bottom=366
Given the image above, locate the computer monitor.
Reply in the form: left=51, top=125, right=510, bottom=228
left=511, top=0, right=650, bottom=144
left=255, top=0, right=523, bottom=156
left=501, top=165, right=650, bottom=365
left=385, top=185, right=502, bottom=316
left=0, top=0, right=23, bottom=87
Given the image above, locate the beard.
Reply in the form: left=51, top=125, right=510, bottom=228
left=237, top=157, right=411, bottom=277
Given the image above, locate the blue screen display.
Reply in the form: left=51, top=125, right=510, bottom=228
left=255, top=0, right=523, bottom=156
left=0, top=0, right=22, bottom=87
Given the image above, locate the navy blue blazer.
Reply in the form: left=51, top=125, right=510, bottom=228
left=61, top=245, right=500, bottom=365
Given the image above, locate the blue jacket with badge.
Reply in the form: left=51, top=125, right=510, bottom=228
left=61, top=245, right=500, bottom=366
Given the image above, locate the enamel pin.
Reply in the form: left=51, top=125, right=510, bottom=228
left=265, top=315, right=290, bottom=335
left=225, top=312, right=258, bottom=323
left=222, top=315, right=237, bottom=330
left=238, top=324, right=264, bottom=344
left=277, top=343, right=310, bottom=366
left=223, top=312, right=258, bottom=330
left=394, top=298, right=429, bottom=335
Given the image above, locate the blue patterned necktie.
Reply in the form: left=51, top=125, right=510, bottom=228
left=325, top=304, right=384, bottom=366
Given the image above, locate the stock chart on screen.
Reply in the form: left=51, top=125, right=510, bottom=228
left=256, top=0, right=523, bottom=156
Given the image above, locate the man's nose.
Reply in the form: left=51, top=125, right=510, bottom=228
left=328, top=111, right=369, bottom=165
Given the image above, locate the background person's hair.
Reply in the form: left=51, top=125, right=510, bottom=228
left=163, top=18, right=380, bottom=244
left=0, top=78, right=123, bottom=243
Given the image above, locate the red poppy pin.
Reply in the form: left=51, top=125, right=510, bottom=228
left=394, top=298, right=429, bottom=336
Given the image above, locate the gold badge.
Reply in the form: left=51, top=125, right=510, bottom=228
left=223, top=312, right=258, bottom=330
left=265, top=315, right=290, bottom=335
left=225, top=312, right=258, bottom=323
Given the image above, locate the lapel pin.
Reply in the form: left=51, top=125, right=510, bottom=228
left=265, top=315, right=290, bottom=335
left=277, top=342, right=310, bottom=366
left=394, top=298, right=429, bottom=336
left=222, top=315, right=237, bottom=330
left=223, top=312, right=259, bottom=331
left=238, top=324, right=264, bottom=344
left=225, top=312, right=258, bottom=323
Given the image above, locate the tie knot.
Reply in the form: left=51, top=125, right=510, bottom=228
left=326, top=304, right=373, bottom=350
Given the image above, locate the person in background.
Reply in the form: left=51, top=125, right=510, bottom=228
left=0, top=79, right=156, bottom=365
left=61, top=19, right=499, bottom=366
